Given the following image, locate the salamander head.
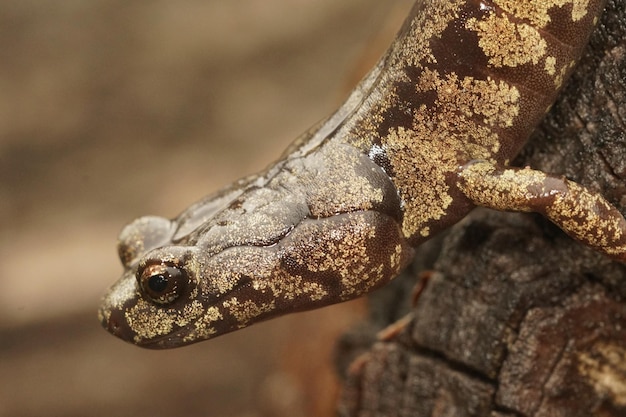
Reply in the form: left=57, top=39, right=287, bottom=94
left=99, top=205, right=412, bottom=349
left=98, top=215, right=299, bottom=349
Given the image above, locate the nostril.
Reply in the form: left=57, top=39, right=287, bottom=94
left=107, top=317, right=121, bottom=335
left=101, top=308, right=133, bottom=342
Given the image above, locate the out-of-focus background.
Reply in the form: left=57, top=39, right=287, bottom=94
left=0, top=1, right=411, bottom=416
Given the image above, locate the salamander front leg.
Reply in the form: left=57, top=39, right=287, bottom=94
left=457, top=160, right=626, bottom=262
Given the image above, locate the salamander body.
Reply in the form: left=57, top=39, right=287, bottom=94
left=99, top=0, right=626, bottom=348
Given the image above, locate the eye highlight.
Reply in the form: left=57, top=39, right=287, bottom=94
left=137, top=263, right=188, bottom=305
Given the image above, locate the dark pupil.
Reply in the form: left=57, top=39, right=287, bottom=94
left=148, top=274, right=169, bottom=293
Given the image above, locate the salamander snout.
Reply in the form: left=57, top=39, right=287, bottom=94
left=98, top=304, right=135, bottom=344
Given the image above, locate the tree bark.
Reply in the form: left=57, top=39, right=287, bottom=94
left=335, top=1, right=626, bottom=415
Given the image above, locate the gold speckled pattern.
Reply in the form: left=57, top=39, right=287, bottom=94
left=467, top=13, right=548, bottom=69
left=459, top=161, right=626, bottom=259
left=383, top=69, right=520, bottom=238
left=99, top=0, right=623, bottom=349
left=494, top=0, right=592, bottom=26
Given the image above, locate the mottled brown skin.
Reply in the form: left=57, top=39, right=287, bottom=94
left=99, top=0, right=625, bottom=349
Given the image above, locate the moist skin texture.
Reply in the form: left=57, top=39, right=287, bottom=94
left=99, top=0, right=625, bottom=349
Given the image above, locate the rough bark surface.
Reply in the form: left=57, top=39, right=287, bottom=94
left=335, top=1, right=626, bottom=416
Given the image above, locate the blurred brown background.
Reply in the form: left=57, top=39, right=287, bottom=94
left=0, top=1, right=412, bottom=416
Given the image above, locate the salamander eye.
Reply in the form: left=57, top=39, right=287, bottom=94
left=137, top=263, right=188, bottom=305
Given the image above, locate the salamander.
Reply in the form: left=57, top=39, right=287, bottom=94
left=99, top=0, right=626, bottom=348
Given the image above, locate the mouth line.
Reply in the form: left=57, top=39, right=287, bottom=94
left=133, top=326, right=202, bottom=349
